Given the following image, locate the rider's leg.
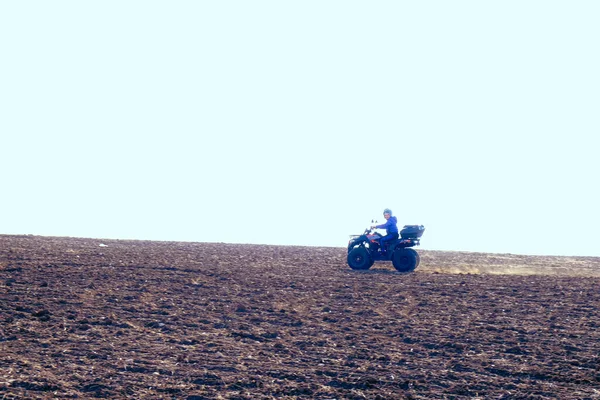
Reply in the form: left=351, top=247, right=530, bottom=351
left=379, top=234, right=392, bottom=254
left=380, top=233, right=399, bottom=254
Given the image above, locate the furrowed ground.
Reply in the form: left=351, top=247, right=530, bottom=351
left=1, top=235, right=600, bottom=399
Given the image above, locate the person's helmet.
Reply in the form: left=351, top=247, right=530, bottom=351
left=383, top=208, right=392, bottom=215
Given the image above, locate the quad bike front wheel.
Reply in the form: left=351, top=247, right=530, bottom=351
left=347, top=247, right=373, bottom=270
left=392, top=248, right=420, bottom=273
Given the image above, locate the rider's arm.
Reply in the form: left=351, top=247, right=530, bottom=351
left=375, top=220, right=391, bottom=230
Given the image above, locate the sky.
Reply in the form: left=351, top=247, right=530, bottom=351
left=1, top=1, right=599, bottom=256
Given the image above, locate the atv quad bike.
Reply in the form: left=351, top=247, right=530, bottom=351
left=347, top=225, right=425, bottom=273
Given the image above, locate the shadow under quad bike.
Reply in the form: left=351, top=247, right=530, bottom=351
left=347, top=225, right=425, bottom=273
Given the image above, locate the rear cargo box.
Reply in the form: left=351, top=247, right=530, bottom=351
left=400, top=225, right=425, bottom=239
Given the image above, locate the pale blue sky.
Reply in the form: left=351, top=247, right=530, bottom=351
left=1, top=1, right=598, bottom=256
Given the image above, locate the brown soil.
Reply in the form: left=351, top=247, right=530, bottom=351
left=1, top=234, right=600, bottom=399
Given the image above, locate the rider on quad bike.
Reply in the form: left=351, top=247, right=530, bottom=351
left=347, top=210, right=425, bottom=273
left=370, top=208, right=399, bottom=256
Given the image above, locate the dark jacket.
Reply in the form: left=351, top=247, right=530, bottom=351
left=376, top=216, right=398, bottom=235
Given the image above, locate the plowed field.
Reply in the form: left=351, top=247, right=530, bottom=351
left=1, top=235, right=600, bottom=399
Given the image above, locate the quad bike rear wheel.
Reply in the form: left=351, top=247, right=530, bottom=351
left=347, top=247, right=373, bottom=270
left=392, top=248, right=419, bottom=273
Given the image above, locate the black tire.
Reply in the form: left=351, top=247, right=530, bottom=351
left=392, top=248, right=419, bottom=273
left=347, top=247, right=373, bottom=270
